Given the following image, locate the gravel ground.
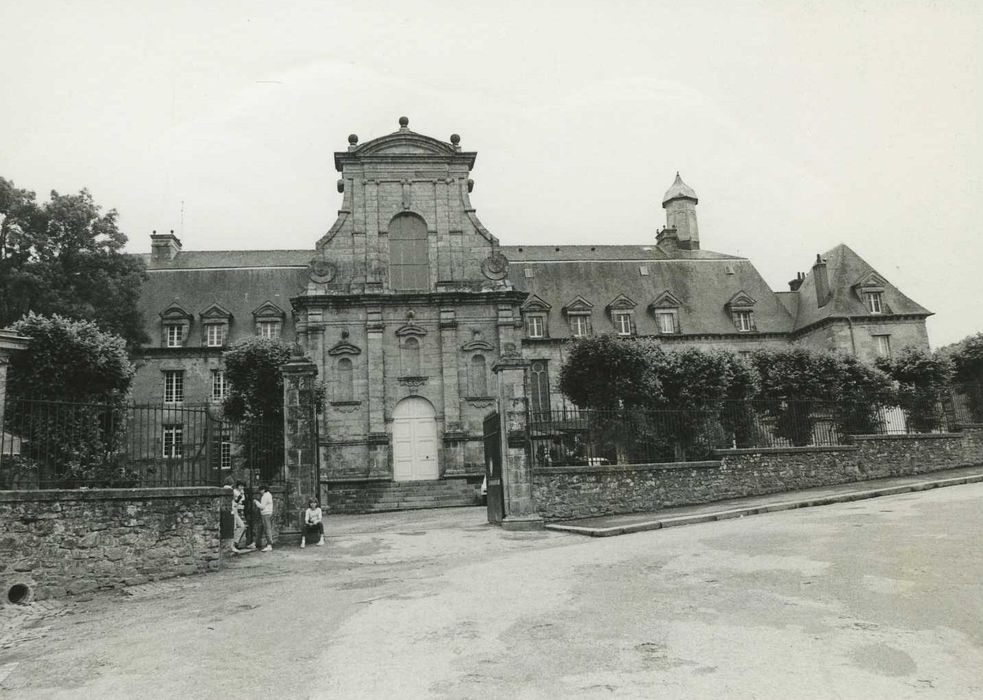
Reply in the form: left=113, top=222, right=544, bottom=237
left=2, top=484, right=982, bottom=699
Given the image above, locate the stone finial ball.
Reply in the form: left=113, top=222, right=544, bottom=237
left=348, top=133, right=358, bottom=144
left=450, top=133, right=461, bottom=145
left=398, top=116, right=409, bottom=127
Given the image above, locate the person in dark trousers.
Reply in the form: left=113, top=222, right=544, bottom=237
left=300, top=497, right=324, bottom=548
left=252, top=485, right=275, bottom=552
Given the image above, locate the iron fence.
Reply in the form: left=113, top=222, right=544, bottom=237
left=529, top=398, right=959, bottom=469
left=0, top=399, right=284, bottom=490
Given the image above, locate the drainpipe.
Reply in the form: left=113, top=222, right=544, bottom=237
left=845, top=316, right=857, bottom=356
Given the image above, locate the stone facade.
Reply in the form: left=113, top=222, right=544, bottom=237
left=0, top=487, right=228, bottom=603
left=533, top=428, right=983, bottom=521
left=130, top=117, right=934, bottom=512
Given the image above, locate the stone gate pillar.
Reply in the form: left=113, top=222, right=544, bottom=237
left=0, top=330, right=31, bottom=440
left=492, top=345, right=543, bottom=530
left=281, top=347, right=319, bottom=538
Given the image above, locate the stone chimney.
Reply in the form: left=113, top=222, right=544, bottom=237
left=656, top=226, right=679, bottom=252
left=151, top=230, right=182, bottom=262
left=788, top=272, right=805, bottom=291
left=812, top=254, right=830, bottom=307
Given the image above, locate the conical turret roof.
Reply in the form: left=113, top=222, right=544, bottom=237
left=662, top=172, right=698, bottom=205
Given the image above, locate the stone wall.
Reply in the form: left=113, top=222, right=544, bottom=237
left=533, top=428, right=983, bottom=521
left=0, top=487, right=229, bottom=603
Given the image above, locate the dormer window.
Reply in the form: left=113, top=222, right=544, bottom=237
left=733, top=310, right=754, bottom=332
left=200, top=303, right=233, bottom=348
left=159, top=303, right=193, bottom=348
left=606, top=294, right=637, bottom=337
left=522, top=294, right=552, bottom=340
left=563, top=296, right=594, bottom=339
left=649, top=291, right=683, bottom=335
left=252, top=300, right=286, bottom=341
left=864, top=291, right=883, bottom=314
left=725, top=291, right=757, bottom=333
left=258, top=320, right=281, bottom=339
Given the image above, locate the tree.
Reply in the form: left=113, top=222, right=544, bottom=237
left=0, top=178, right=147, bottom=346
left=221, top=337, right=294, bottom=423
left=876, top=347, right=954, bottom=432
left=940, top=333, right=983, bottom=421
left=4, top=313, right=136, bottom=487
left=558, top=335, right=662, bottom=410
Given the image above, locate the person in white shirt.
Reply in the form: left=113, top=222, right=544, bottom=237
left=301, top=497, right=324, bottom=548
left=252, top=485, right=275, bottom=552
left=230, top=481, right=247, bottom=553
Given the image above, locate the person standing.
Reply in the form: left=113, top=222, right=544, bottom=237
left=230, top=481, right=247, bottom=553
left=300, top=497, right=324, bottom=548
left=253, top=485, right=275, bottom=552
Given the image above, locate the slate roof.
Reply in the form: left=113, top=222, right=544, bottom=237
left=662, top=172, right=698, bottom=205
left=142, top=250, right=312, bottom=270
left=500, top=245, right=740, bottom=262
left=792, top=244, right=931, bottom=332
left=508, top=256, right=795, bottom=337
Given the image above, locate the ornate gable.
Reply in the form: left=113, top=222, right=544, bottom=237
left=199, top=302, right=233, bottom=321
left=521, top=294, right=552, bottom=312
left=649, top=290, right=683, bottom=310
left=160, top=302, right=193, bottom=321
left=854, top=271, right=887, bottom=292
left=252, top=300, right=285, bottom=320
left=725, top=291, right=757, bottom=310
left=562, top=295, right=594, bottom=314
left=605, top=294, right=637, bottom=311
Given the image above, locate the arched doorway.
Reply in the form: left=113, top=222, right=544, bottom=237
left=392, top=397, right=438, bottom=481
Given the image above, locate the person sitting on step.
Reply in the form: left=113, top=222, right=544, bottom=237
left=301, top=497, right=324, bottom=548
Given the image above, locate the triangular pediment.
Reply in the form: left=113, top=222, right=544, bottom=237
left=606, top=294, right=637, bottom=311
left=855, top=271, right=888, bottom=289
left=562, top=295, right=594, bottom=313
left=160, top=302, right=193, bottom=321
left=252, top=300, right=285, bottom=320
left=199, top=303, right=233, bottom=321
left=521, top=294, right=552, bottom=312
left=649, top=290, right=683, bottom=310
left=725, top=291, right=757, bottom=309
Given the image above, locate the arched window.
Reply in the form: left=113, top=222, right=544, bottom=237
left=402, top=337, right=421, bottom=376
left=337, top=358, right=354, bottom=401
left=389, top=213, right=429, bottom=291
left=469, top=355, right=487, bottom=396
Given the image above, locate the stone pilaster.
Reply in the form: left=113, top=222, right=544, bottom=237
left=492, top=350, right=543, bottom=530
left=281, top=349, right=319, bottom=537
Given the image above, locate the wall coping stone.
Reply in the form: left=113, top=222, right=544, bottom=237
left=849, top=433, right=963, bottom=442
left=0, top=486, right=228, bottom=503
left=954, top=423, right=983, bottom=430
left=714, top=445, right=859, bottom=456
left=536, top=460, right=721, bottom=476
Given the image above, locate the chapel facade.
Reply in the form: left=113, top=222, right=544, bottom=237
left=133, top=118, right=933, bottom=511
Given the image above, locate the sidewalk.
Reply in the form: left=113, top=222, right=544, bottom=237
left=545, top=464, right=983, bottom=537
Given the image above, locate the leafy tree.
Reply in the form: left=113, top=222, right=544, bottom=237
left=0, top=178, right=147, bottom=346
left=4, top=313, right=136, bottom=487
left=876, top=347, right=954, bottom=432
left=558, top=335, right=661, bottom=410
left=221, top=337, right=293, bottom=423
left=940, top=333, right=983, bottom=420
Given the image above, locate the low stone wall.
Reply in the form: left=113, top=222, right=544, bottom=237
left=0, top=487, right=230, bottom=603
left=533, top=427, right=983, bottom=521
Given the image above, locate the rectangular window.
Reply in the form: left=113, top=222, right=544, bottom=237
left=733, top=310, right=753, bottom=332
left=865, top=292, right=883, bottom=314
left=162, top=425, right=183, bottom=458
left=211, top=370, right=227, bottom=402
left=570, top=315, right=591, bottom=338
left=655, top=311, right=677, bottom=334
left=526, top=315, right=545, bottom=339
left=205, top=324, right=227, bottom=347
left=163, top=370, right=184, bottom=404
left=220, top=431, right=232, bottom=470
left=258, top=320, right=281, bottom=339
left=165, top=324, right=183, bottom=348
left=875, top=334, right=892, bottom=358
left=614, top=312, right=632, bottom=336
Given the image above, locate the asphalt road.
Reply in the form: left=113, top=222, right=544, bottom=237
left=2, top=483, right=982, bottom=699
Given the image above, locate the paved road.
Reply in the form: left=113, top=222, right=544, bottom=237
left=2, top=484, right=983, bottom=699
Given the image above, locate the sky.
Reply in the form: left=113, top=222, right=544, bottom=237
left=2, top=0, right=980, bottom=347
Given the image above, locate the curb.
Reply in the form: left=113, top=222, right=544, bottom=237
left=545, top=472, right=983, bottom=538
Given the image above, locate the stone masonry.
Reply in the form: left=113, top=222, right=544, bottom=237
left=0, top=487, right=229, bottom=603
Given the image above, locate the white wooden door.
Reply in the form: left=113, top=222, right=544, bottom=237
left=392, top=397, right=438, bottom=481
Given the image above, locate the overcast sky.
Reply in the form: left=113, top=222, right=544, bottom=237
left=2, top=0, right=980, bottom=346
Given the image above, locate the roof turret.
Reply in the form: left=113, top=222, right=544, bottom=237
left=662, top=172, right=698, bottom=206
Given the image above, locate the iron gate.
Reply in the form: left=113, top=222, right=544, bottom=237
left=483, top=411, right=505, bottom=524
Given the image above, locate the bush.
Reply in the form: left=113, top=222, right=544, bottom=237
left=876, top=347, right=953, bottom=432
left=222, top=337, right=293, bottom=423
